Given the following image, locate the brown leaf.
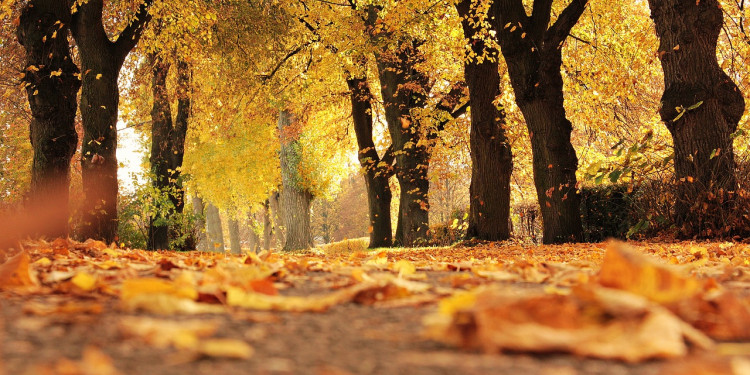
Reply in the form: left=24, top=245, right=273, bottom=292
left=425, top=286, right=713, bottom=362
left=0, top=252, right=38, bottom=288
left=598, top=242, right=704, bottom=304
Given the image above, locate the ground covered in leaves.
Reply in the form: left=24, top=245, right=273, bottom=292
left=1, top=239, right=750, bottom=374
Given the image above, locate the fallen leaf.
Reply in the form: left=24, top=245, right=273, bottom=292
left=425, top=286, right=713, bottom=362
left=0, top=252, right=38, bottom=288
left=598, top=242, right=703, bottom=303
left=196, top=338, right=253, bottom=359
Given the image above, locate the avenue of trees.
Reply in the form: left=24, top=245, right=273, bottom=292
left=0, top=0, right=749, bottom=250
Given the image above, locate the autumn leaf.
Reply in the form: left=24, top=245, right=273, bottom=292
left=0, top=252, right=39, bottom=288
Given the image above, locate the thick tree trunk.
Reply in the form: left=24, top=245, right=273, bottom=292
left=347, top=77, right=393, bottom=248
left=192, top=196, right=208, bottom=251
left=280, top=188, right=313, bottom=250
left=492, top=0, right=587, bottom=244
left=456, top=0, right=513, bottom=241
left=278, top=111, right=313, bottom=251
left=205, top=203, right=224, bottom=252
left=373, top=40, right=431, bottom=247
left=147, top=55, right=172, bottom=250
left=229, top=218, right=241, bottom=255
left=648, top=0, right=745, bottom=237
left=146, top=57, right=191, bottom=250
left=71, top=0, right=152, bottom=242
left=17, top=0, right=80, bottom=238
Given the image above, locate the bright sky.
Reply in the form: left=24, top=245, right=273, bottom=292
left=116, top=125, right=146, bottom=194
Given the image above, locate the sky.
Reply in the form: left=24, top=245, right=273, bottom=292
left=116, top=125, right=146, bottom=194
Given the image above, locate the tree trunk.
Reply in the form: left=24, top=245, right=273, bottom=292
left=247, top=217, right=260, bottom=253
left=269, top=191, right=284, bottom=249
left=373, top=40, right=431, bottom=247
left=147, top=54, right=172, bottom=250
left=228, top=218, right=241, bottom=255
left=17, top=0, right=80, bottom=238
left=192, top=196, right=208, bottom=251
left=346, top=76, right=393, bottom=248
left=278, top=111, right=313, bottom=251
left=492, top=0, right=587, bottom=244
left=263, top=199, right=272, bottom=250
left=71, top=0, right=152, bottom=242
left=456, top=0, right=513, bottom=241
left=170, top=60, right=191, bottom=216
left=647, top=0, right=745, bottom=237
left=205, top=203, right=224, bottom=252
left=146, top=56, right=191, bottom=250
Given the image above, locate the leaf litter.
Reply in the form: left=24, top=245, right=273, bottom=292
left=1, top=239, right=750, bottom=373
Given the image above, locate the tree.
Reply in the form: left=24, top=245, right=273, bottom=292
left=347, top=75, right=395, bottom=248
left=16, top=0, right=80, bottom=237
left=205, top=201, right=224, bottom=252
left=228, top=217, right=241, bottom=254
left=491, top=0, right=588, bottom=244
left=278, top=110, right=313, bottom=250
left=192, top=196, right=208, bottom=251
left=146, top=55, right=192, bottom=250
left=70, top=0, right=153, bottom=242
left=456, top=0, right=513, bottom=241
left=647, top=0, right=745, bottom=237
left=371, top=36, right=431, bottom=246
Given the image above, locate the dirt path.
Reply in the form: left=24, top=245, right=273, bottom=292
left=1, top=240, right=748, bottom=374
left=3, top=287, right=667, bottom=375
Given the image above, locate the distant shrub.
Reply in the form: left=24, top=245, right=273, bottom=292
left=428, top=209, right=468, bottom=246
left=579, top=185, right=635, bottom=242
left=512, top=202, right=541, bottom=243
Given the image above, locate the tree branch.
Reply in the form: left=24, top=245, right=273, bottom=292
left=113, top=0, right=154, bottom=61
left=545, top=0, right=589, bottom=51
left=529, top=0, right=553, bottom=44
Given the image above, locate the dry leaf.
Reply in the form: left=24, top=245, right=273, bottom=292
left=0, top=252, right=38, bottom=288
left=118, top=317, right=219, bottom=349
left=425, top=286, right=713, bottom=362
left=196, top=339, right=253, bottom=359
left=599, top=242, right=703, bottom=303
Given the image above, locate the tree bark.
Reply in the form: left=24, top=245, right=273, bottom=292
left=278, top=111, right=313, bottom=251
left=147, top=54, right=171, bottom=250
left=456, top=0, right=514, bottom=241
left=228, top=218, right=241, bottom=255
left=192, top=196, right=208, bottom=251
left=374, top=41, right=431, bottom=247
left=205, top=202, right=224, bottom=252
left=146, top=56, right=191, bottom=250
left=170, top=61, right=191, bottom=215
left=347, top=76, right=394, bottom=248
left=269, top=191, right=284, bottom=249
left=263, top=198, right=272, bottom=250
left=70, top=0, right=153, bottom=242
left=492, top=0, right=587, bottom=244
left=647, top=0, right=745, bottom=237
left=17, top=0, right=80, bottom=238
